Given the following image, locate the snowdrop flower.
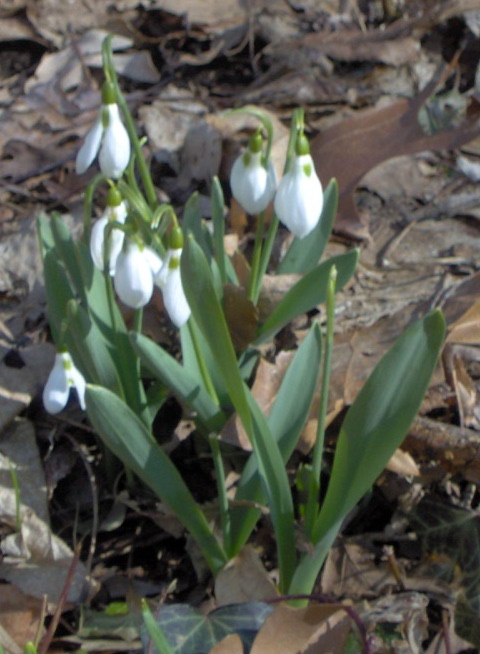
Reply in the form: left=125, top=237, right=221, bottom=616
left=90, top=186, right=127, bottom=275
left=76, top=81, right=131, bottom=180
left=43, top=351, right=86, bottom=414
left=274, top=134, right=323, bottom=239
left=114, top=240, right=162, bottom=309
left=230, top=131, right=276, bottom=215
left=154, top=228, right=190, bottom=328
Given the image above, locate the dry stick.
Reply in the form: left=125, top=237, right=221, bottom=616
left=37, top=544, right=82, bottom=654
left=63, top=432, right=99, bottom=588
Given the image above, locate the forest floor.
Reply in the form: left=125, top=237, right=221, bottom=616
left=2, top=1, right=480, bottom=653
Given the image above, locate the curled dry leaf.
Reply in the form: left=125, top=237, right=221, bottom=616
left=214, top=545, right=278, bottom=606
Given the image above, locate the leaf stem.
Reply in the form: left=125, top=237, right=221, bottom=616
left=248, top=211, right=265, bottom=302
left=102, top=36, right=157, bottom=210
left=304, top=264, right=337, bottom=535
left=209, top=433, right=232, bottom=555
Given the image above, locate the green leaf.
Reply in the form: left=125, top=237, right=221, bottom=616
left=86, top=385, right=227, bottom=575
left=277, top=179, right=338, bottom=275
left=130, top=331, right=226, bottom=433
left=50, top=214, right=87, bottom=302
left=182, top=235, right=252, bottom=435
left=289, top=309, right=446, bottom=596
left=211, top=176, right=227, bottom=285
left=182, top=235, right=297, bottom=591
left=256, top=250, right=359, bottom=344
left=183, top=191, right=212, bottom=258
left=141, top=602, right=273, bottom=654
left=230, top=324, right=322, bottom=551
left=142, top=600, right=175, bottom=654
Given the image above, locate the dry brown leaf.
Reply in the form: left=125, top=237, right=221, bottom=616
left=311, top=78, right=480, bottom=238
left=0, top=585, right=45, bottom=653
left=223, top=283, right=258, bottom=353
left=322, top=541, right=400, bottom=600
left=446, top=298, right=480, bottom=345
left=0, top=343, right=55, bottom=432
left=386, top=449, right=421, bottom=478
left=249, top=603, right=351, bottom=654
left=148, top=0, right=247, bottom=27
left=220, top=350, right=294, bottom=450
left=214, top=545, right=278, bottom=606
left=208, top=633, right=244, bottom=654
left=0, top=420, right=93, bottom=605
left=451, top=355, right=480, bottom=430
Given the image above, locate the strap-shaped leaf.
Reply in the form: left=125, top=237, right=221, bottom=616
left=277, top=179, right=338, bottom=275
left=256, top=250, right=359, bottom=344
left=230, top=324, right=322, bottom=552
left=86, top=385, right=228, bottom=575
left=182, top=235, right=252, bottom=435
left=289, top=308, right=446, bottom=596
left=130, top=331, right=226, bottom=433
left=182, top=236, right=297, bottom=590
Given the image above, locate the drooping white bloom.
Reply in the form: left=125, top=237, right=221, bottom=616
left=43, top=351, right=86, bottom=414
left=114, top=241, right=162, bottom=309
left=230, top=131, right=276, bottom=215
left=155, top=248, right=191, bottom=328
left=76, top=82, right=130, bottom=180
left=274, top=146, right=323, bottom=240
left=90, top=197, right=127, bottom=275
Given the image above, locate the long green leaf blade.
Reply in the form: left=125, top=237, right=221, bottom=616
left=130, top=331, right=226, bottom=433
left=230, top=324, right=322, bottom=551
left=182, top=235, right=252, bottom=435
left=256, top=250, right=359, bottom=344
left=289, top=308, right=446, bottom=596
left=86, top=385, right=228, bottom=575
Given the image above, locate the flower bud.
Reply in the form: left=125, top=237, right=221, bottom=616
left=230, top=132, right=276, bottom=215
left=274, top=135, right=323, bottom=239
left=90, top=190, right=127, bottom=275
left=114, top=241, right=155, bottom=309
left=43, top=351, right=86, bottom=414
left=154, top=247, right=191, bottom=328
left=75, top=81, right=130, bottom=180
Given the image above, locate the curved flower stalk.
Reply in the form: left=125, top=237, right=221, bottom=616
left=274, top=133, right=323, bottom=239
left=76, top=81, right=131, bottom=180
left=43, top=351, right=86, bottom=414
left=155, top=227, right=191, bottom=328
left=90, top=186, right=127, bottom=275
left=230, top=130, right=276, bottom=215
left=114, top=240, right=162, bottom=309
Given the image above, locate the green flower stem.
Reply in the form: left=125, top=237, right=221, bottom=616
left=252, top=214, right=279, bottom=304
left=304, top=265, right=337, bottom=536
left=82, top=173, right=105, bottom=243
left=102, top=36, right=157, bottom=210
left=247, top=211, right=265, bottom=302
left=209, top=433, right=232, bottom=556
left=187, top=319, right=220, bottom=406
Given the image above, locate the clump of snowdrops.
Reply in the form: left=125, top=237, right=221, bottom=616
left=39, top=35, right=445, bottom=599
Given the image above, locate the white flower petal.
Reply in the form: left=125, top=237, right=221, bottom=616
left=76, top=115, right=103, bottom=175
left=99, top=105, right=131, bottom=179
left=43, top=354, right=70, bottom=414
left=68, top=366, right=86, bottom=410
left=144, top=247, right=163, bottom=277
left=163, top=266, right=191, bottom=328
left=114, top=242, right=154, bottom=308
left=230, top=151, right=276, bottom=215
left=90, top=202, right=128, bottom=274
left=90, top=215, right=109, bottom=271
left=274, top=154, right=323, bottom=239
